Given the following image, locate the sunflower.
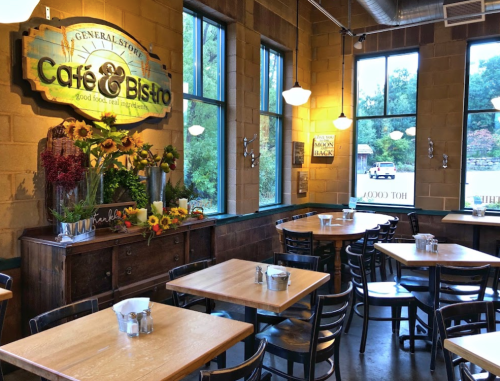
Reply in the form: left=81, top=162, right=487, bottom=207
left=148, top=215, right=159, bottom=227
left=100, top=112, right=117, bottom=125
left=160, top=216, right=171, bottom=230
left=118, top=136, right=135, bottom=152
left=63, top=120, right=76, bottom=139
left=124, top=207, right=137, bottom=215
left=178, top=208, right=188, bottom=215
left=100, top=138, right=117, bottom=154
left=131, top=132, right=144, bottom=148
left=73, top=121, right=92, bottom=141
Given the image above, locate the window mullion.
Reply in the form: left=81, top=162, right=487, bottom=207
left=195, top=15, right=203, bottom=96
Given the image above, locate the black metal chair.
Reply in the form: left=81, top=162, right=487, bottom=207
left=344, top=239, right=416, bottom=354
left=276, top=217, right=290, bottom=225
left=412, top=265, right=491, bottom=371
left=283, top=228, right=334, bottom=291
left=292, top=214, right=306, bottom=220
left=257, top=253, right=320, bottom=327
left=483, top=267, right=500, bottom=312
left=256, top=282, right=353, bottom=381
left=383, top=217, right=399, bottom=275
left=459, top=363, right=476, bottom=381
left=0, top=274, right=12, bottom=381
left=435, top=301, right=497, bottom=381
left=408, top=212, right=447, bottom=243
left=199, top=339, right=268, bottom=381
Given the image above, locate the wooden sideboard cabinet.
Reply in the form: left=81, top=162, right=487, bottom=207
left=20, top=219, right=215, bottom=334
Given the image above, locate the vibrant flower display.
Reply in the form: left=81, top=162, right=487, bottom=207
left=63, top=119, right=77, bottom=139
left=160, top=216, right=171, bottom=230
left=100, top=138, right=118, bottom=154
left=131, top=132, right=144, bottom=148
left=41, top=150, right=86, bottom=191
left=148, top=215, right=159, bottom=226
left=118, top=136, right=135, bottom=152
left=73, top=121, right=92, bottom=140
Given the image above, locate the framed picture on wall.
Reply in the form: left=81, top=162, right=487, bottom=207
left=293, top=141, right=305, bottom=165
left=313, top=135, right=335, bottom=157
left=298, top=171, right=308, bottom=194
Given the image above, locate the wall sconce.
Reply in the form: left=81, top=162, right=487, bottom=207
left=243, top=134, right=261, bottom=167
left=0, top=0, right=39, bottom=23
left=443, top=154, right=448, bottom=169
left=428, top=138, right=434, bottom=159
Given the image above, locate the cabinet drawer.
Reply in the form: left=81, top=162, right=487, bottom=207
left=70, top=248, right=113, bottom=301
left=117, top=234, right=184, bottom=286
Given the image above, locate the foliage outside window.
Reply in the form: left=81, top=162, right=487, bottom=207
left=463, top=41, right=500, bottom=210
left=259, top=45, right=283, bottom=207
left=354, top=51, right=418, bottom=206
left=183, top=10, right=225, bottom=214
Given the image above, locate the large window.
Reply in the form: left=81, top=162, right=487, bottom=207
left=259, top=45, right=283, bottom=207
left=354, top=51, right=419, bottom=206
left=463, top=41, right=500, bottom=210
left=183, top=9, right=225, bottom=214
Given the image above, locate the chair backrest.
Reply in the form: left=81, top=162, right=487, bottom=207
left=169, top=261, right=211, bottom=311
left=387, top=217, right=399, bottom=243
left=459, top=364, right=475, bottom=381
left=283, top=228, right=314, bottom=256
left=433, top=265, right=490, bottom=311
left=274, top=253, right=320, bottom=306
left=306, top=282, right=353, bottom=381
left=29, top=299, right=99, bottom=334
left=275, top=217, right=290, bottom=226
left=407, top=212, right=419, bottom=235
left=492, top=267, right=500, bottom=292
left=378, top=221, right=391, bottom=243
left=435, top=301, right=496, bottom=381
left=0, top=273, right=12, bottom=344
left=305, top=211, right=317, bottom=217
left=292, top=214, right=306, bottom=220
left=200, top=339, right=267, bottom=381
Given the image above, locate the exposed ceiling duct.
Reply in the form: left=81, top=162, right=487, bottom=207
left=357, top=0, right=500, bottom=26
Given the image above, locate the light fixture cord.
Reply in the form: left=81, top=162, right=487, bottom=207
left=295, top=0, right=299, bottom=84
left=341, top=31, right=346, bottom=114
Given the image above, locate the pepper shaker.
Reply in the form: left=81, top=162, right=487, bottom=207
left=140, top=309, right=153, bottom=334
left=255, top=266, right=263, bottom=284
left=126, top=312, right=139, bottom=337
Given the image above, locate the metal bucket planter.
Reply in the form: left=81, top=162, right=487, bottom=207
left=145, top=167, right=167, bottom=207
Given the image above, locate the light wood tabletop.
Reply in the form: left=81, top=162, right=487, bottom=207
left=444, top=331, right=500, bottom=377
left=166, top=258, right=330, bottom=313
left=0, top=304, right=253, bottom=381
left=442, top=213, right=500, bottom=227
left=0, top=288, right=12, bottom=302
left=276, top=212, right=394, bottom=292
left=374, top=243, right=500, bottom=267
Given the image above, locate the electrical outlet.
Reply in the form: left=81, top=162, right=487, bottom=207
left=46, top=7, right=50, bottom=20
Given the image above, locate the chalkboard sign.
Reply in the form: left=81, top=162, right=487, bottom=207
left=293, top=141, right=305, bottom=165
left=313, top=135, right=335, bottom=157
left=298, top=171, right=308, bottom=194
left=93, top=201, right=136, bottom=228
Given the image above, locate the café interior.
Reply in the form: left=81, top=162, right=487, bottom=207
left=0, top=0, right=500, bottom=380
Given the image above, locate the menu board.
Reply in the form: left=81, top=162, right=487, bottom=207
left=298, top=171, right=308, bottom=194
left=293, top=141, right=305, bottom=165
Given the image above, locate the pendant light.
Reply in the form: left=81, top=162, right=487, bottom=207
left=0, top=0, right=39, bottom=23
left=333, top=30, right=352, bottom=130
left=282, top=0, right=311, bottom=106
left=491, top=97, right=500, bottom=110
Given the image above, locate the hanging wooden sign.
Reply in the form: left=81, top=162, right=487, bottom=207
left=22, top=21, right=172, bottom=124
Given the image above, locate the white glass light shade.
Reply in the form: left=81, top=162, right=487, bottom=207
left=353, top=41, right=363, bottom=50
left=333, top=113, right=352, bottom=130
left=282, top=83, right=311, bottom=106
left=0, top=0, right=39, bottom=23
left=405, top=127, right=416, bottom=136
left=188, top=125, right=205, bottom=136
left=390, top=130, right=404, bottom=140
left=491, top=97, right=500, bottom=110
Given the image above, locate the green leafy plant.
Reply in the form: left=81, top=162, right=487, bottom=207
left=164, top=179, right=199, bottom=207
left=51, top=200, right=95, bottom=223
left=103, top=168, right=148, bottom=209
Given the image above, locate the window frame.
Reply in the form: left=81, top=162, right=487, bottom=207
left=352, top=48, right=420, bottom=207
left=183, top=8, right=226, bottom=215
left=259, top=44, right=284, bottom=208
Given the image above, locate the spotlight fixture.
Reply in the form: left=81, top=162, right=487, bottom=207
left=282, top=0, right=311, bottom=106
left=333, top=29, right=352, bottom=130
left=390, top=130, right=404, bottom=140
left=353, top=34, right=366, bottom=50
left=0, top=0, right=39, bottom=23
left=188, top=125, right=205, bottom=136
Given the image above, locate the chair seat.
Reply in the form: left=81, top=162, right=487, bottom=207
left=212, top=310, right=245, bottom=321
left=356, top=282, right=414, bottom=300
left=483, top=288, right=500, bottom=308
left=412, top=291, right=478, bottom=313
left=257, top=306, right=313, bottom=321
left=398, top=275, right=429, bottom=292
left=256, top=318, right=334, bottom=363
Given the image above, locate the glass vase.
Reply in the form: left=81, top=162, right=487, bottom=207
left=145, top=167, right=167, bottom=208
left=86, top=168, right=104, bottom=206
left=52, top=181, right=85, bottom=234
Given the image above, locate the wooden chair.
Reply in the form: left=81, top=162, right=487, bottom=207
left=257, top=253, right=320, bottom=327
left=435, top=301, right=497, bottom=381
left=282, top=228, right=334, bottom=291
left=292, top=214, right=306, bottom=220
left=199, top=339, right=268, bottom=381
left=412, top=265, right=491, bottom=371
left=344, top=241, right=416, bottom=354
left=256, top=282, right=353, bottom=381
left=275, top=217, right=290, bottom=225
left=0, top=274, right=12, bottom=381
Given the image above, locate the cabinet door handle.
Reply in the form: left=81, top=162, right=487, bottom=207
left=105, top=271, right=111, bottom=277
left=174, top=254, right=180, bottom=261
left=126, top=267, right=132, bottom=275
left=154, top=286, right=158, bottom=292
left=174, top=236, right=180, bottom=244
left=190, top=249, right=195, bottom=253
left=126, top=248, right=132, bottom=256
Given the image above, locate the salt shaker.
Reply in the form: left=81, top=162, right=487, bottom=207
left=431, top=239, right=438, bottom=253
left=255, top=266, right=263, bottom=284
left=140, top=309, right=153, bottom=334
left=126, top=312, right=139, bottom=337
left=425, top=239, right=432, bottom=252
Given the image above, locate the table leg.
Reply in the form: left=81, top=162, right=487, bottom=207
left=334, top=240, right=343, bottom=294
left=472, top=225, right=480, bottom=250
left=244, top=306, right=257, bottom=360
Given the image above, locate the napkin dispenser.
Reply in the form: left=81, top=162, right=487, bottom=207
left=113, top=298, right=150, bottom=332
left=266, top=265, right=290, bottom=291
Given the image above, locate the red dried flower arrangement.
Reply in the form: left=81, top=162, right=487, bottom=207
left=41, top=150, right=87, bottom=191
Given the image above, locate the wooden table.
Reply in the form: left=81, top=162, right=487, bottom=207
left=0, top=304, right=253, bottom=381
left=0, top=288, right=12, bottom=302
left=166, top=258, right=330, bottom=360
left=444, top=331, right=500, bottom=377
left=276, top=212, right=393, bottom=293
left=442, top=213, right=500, bottom=250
